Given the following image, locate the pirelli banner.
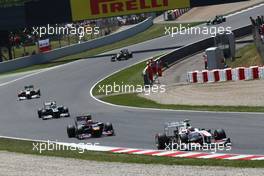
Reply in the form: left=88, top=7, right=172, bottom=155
left=70, top=0, right=248, bottom=21
left=70, top=0, right=190, bottom=21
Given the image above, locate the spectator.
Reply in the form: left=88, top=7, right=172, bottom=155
left=261, top=24, right=264, bottom=35
left=149, top=58, right=155, bottom=70
left=203, top=54, right=208, bottom=69
left=250, top=16, right=256, bottom=26
left=157, top=60, right=163, bottom=77
left=146, top=61, right=153, bottom=85
left=257, top=16, right=262, bottom=26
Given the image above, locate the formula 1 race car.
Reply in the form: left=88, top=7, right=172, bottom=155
left=18, top=85, right=41, bottom=100
left=155, top=119, right=231, bottom=150
left=38, top=101, right=70, bottom=120
left=67, top=114, right=115, bottom=139
left=111, top=49, right=133, bottom=62
left=207, top=15, right=226, bottom=25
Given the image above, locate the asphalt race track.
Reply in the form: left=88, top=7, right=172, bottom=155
left=0, top=4, right=264, bottom=155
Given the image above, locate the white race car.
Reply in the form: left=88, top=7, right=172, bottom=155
left=18, top=85, right=41, bottom=100
left=155, top=119, right=231, bottom=150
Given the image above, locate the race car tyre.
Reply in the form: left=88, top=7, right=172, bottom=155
left=36, top=89, right=41, bottom=96
left=179, top=133, right=188, bottom=144
left=155, top=133, right=168, bottom=150
left=63, top=107, right=69, bottom=113
left=67, top=125, right=76, bottom=138
left=104, top=122, right=113, bottom=131
left=37, top=109, right=42, bottom=118
left=214, top=129, right=226, bottom=140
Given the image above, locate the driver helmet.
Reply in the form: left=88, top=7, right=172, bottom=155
left=51, top=103, right=56, bottom=108
left=188, top=127, right=195, bottom=132
left=87, top=119, right=93, bottom=124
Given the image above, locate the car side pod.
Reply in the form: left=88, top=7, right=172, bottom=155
left=103, top=122, right=115, bottom=136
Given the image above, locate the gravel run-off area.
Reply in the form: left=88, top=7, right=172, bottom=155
left=141, top=80, right=264, bottom=106
left=1, top=152, right=264, bottom=176
left=177, top=0, right=264, bottom=22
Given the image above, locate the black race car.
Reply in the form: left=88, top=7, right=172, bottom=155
left=207, top=15, right=226, bottom=25
left=18, top=85, right=41, bottom=100
left=67, top=114, right=115, bottom=139
left=38, top=101, right=70, bottom=120
left=111, top=49, right=133, bottom=62
left=155, top=120, right=231, bottom=151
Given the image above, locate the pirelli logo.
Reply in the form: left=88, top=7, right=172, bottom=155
left=70, top=0, right=190, bottom=21
left=90, top=0, right=169, bottom=15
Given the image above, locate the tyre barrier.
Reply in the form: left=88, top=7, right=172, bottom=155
left=187, top=66, right=263, bottom=83
left=167, top=8, right=190, bottom=20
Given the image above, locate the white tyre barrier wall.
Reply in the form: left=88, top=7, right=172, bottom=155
left=219, top=69, right=227, bottom=82
left=187, top=71, right=198, bottom=83
left=259, top=67, right=264, bottom=79
left=197, top=71, right=204, bottom=83
left=167, top=8, right=190, bottom=20
left=208, top=71, right=215, bottom=83
left=245, top=67, right=253, bottom=80
left=187, top=66, right=264, bottom=83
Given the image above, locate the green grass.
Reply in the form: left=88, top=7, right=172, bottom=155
left=92, top=54, right=164, bottom=96
left=1, top=138, right=264, bottom=168
left=227, top=44, right=263, bottom=68
left=93, top=61, right=146, bottom=96
left=101, top=93, right=264, bottom=113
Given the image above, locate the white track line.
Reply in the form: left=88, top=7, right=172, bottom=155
left=225, top=3, right=264, bottom=18
left=0, top=61, right=80, bottom=88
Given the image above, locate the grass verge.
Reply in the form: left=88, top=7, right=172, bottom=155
left=1, top=138, right=264, bottom=168
left=92, top=54, right=164, bottom=96
left=101, top=93, right=264, bottom=112
left=227, top=44, right=263, bottom=68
